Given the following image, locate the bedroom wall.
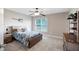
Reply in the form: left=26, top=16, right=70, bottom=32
left=0, top=8, right=4, bottom=44
left=32, top=12, right=69, bottom=37
left=4, top=9, right=32, bottom=32
left=46, top=12, right=69, bottom=37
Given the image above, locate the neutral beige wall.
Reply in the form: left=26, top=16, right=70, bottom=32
left=32, top=12, right=69, bottom=37
left=4, top=9, right=32, bottom=31
left=47, top=12, right=69, bottom=36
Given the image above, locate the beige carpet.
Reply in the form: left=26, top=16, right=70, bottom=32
left=4, top=36, right=63, bottom=51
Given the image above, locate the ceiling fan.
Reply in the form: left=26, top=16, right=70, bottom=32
left=12, top=18, right=23, bottom=22
left=29, top=8, right=46, bottom=16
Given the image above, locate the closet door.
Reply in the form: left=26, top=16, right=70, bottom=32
left=0, top=8, right=4, bottom=45
left=77, top=11, right=79, bottom=42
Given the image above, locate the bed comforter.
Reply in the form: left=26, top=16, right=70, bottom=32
left=12, top=31, right=40, bottom=47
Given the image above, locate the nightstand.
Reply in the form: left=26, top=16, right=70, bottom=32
left=4, top=34, right=13, bottom=44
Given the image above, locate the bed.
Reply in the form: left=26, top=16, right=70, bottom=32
left=12, top=28, right=42, bottom=48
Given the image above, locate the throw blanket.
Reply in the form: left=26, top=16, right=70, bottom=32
left=12, top=31, right=40, bottom=47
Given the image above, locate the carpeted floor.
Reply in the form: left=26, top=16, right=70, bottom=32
left=4, top=35, right=63, bottom=51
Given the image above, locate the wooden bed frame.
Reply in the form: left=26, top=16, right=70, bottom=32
left=5, top=26, right=42, bottom=48
left=13, top=33, right=42, bottom=48
left=28, top=34, right=42, bottom=48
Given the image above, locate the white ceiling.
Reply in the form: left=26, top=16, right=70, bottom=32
left=6, top=8, right=71, bottom=16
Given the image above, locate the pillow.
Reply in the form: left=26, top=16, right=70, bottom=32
left=17, top=28, right=25, bottom=32
left=12, top=29, right=17, bottom=32
left=21, top=28, right=26, bottom=32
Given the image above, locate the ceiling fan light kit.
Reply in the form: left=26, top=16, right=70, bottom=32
left=34, top=12, right=40, bottom=16
left=12, top=18, right=23, bottom=22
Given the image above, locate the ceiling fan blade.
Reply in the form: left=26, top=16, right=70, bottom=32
left=29, top=13, right=33, bottom=15
left=29, top=11, right=34, bottom=12
left=18, top=19, right=23, bottom=22
left=12, top=18, right=17, bottom=20
left=40, top=13, right=46, bottom=16
left=29, top=8, right=38, bottom=12
left=29, top=11, right=35, bottom=15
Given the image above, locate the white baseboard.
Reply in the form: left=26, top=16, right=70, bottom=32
left=43, top=33, right=63, bottom=39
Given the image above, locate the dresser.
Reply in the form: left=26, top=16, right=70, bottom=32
left=63, top=33, right=79, bottom=51
left=4, top=33, right=13, bottom=44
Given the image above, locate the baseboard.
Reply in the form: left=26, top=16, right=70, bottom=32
left=43, top=33, right=63, bottom=39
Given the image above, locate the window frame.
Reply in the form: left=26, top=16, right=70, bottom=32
left=34, top=17, right=48, bottom=32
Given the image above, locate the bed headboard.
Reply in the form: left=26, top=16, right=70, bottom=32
left=5, top=26, right=26, bottom=33
left=5, top=26, right=18, bottom=33
left=12, top=28, right=17, bottom=32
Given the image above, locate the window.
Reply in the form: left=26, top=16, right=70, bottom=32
left=35, top=17, right=48, bottom=32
